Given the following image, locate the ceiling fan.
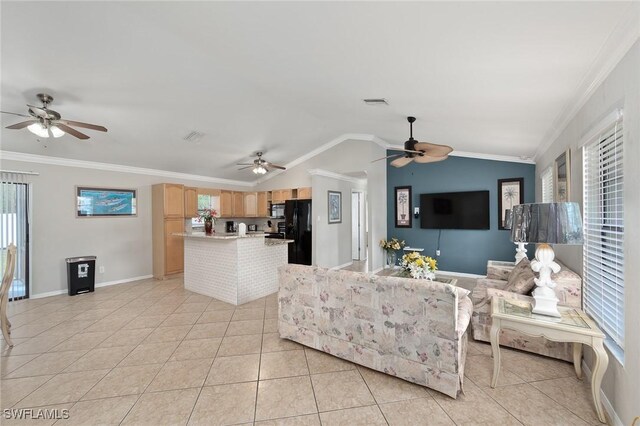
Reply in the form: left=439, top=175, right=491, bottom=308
left=373, top=116, right=453, bottom=167
left=237, top=152, right=286, bottom=175
left=1, top=93, right=107, bottom=140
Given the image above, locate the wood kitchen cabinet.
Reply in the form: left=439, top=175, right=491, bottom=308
left=152, top=183, right=185, bottom=279
left=220, top=190, right=233, bottom=217
left=233, top=191, right=245, bottom=217
left=257, top=192, right=269, bottom=217
left=272, top=189, right=292, bottom=204
left=297, top=187, right=312, bottom=199
left=244, top=192, right=258, bottom=217
left=184, top=187, right=198, bottom=218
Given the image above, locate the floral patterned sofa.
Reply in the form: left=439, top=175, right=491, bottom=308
left=278, top=264, right=473, bottom=398
left=471, top=260, right=582, bottom=362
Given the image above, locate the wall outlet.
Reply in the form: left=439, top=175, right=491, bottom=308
left=99, top=266, right=105, bottom=274
left=436, top=250, right=441, bottom=256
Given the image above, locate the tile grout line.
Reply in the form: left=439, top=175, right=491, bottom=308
left=302, top=347, right=322, bottom=423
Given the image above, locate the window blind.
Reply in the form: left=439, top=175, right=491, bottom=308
left=541, top=167, right=554, bottom=203
left=582, top=120, right=624, bottom=348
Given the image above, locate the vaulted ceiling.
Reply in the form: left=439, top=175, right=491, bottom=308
left=0, top=1, right=633, bottom=181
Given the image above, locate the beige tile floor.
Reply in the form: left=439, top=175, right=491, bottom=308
left=1, top=277, right=603, bottom=425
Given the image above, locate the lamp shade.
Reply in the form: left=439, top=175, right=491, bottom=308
left=510, top=202, right=583, bottom=245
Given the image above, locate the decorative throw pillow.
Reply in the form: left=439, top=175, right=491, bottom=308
left=505, top=258, right=536, bottom=295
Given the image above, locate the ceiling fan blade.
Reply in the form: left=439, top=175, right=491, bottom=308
left=236, top=163, right=254, bottom=166
left=390, top=157, right=414, bottom=168
left=238, top=166, right=254, bottom=170
left=55, top=123, right=90, bottom=140
left=414, top=142, right=453, bottom=157
left=387, top=147, right=423, bottom=154
left=268, top=164, right=286, bottom=170
left=371, top=153, right=403, bottom=163
left=27, top=105, right=48, bottom=117
left=0, top=111, right=30, bottom=118
left=59, top=120, right=107, bottom=132
left=414, top=154, right=449, bottom=164
left=5, top=120, right=37, bottom=130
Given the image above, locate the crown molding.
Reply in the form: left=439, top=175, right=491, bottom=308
left=0, top=151, right=254, bottom=187
left=255, top=133, right=386, bottom=184
left=534, top=2, right=640, bottom=161
left=385, top=144, right=535, bottom=164
left=308, top=168, right=367, bottom=185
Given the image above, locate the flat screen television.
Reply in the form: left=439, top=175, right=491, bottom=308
left=420, top=190, right=490, bottom=230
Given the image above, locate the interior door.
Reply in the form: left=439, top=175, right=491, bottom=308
left=352, top=192, right=360, bottom=260
left=1, top=173, right=30, bottom=300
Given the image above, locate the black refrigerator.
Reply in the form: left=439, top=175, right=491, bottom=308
left=284, top=199, right=312, bottom=265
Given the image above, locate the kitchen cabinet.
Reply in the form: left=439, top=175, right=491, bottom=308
left=244, top=192, right=258, bottom=217
left=258, top=192, right=269, bottom=217
left=152, top=183, right=185, bottom=279
left=163, top=184, right=184, bottom=218
left=184, top=187, right=198, bottom=218
left=220, top=190, right=233, bottom=217
left=272, top=189, right=292, bottom=204
left=233, top=191, right=245, bottom=217
left=297, top=187, right=312, bottom=199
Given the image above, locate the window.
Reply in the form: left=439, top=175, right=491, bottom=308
left=582, top=117, right=624, bottom=357
left=191, top=194, right=220, bottom=226
left=541, top=167, right=554, bottom=202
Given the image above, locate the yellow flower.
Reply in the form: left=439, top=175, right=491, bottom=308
left=428, top=257, right=437, bottom=270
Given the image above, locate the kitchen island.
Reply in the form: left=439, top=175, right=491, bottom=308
left=177, top=232, right=292, bottom=305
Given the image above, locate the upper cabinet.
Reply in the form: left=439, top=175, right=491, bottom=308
left=233, top=191, right=245, bottom=217
left=220, top=190, right=233, bottom=217
left=296, top=187, right=312, bottom=199
left=184, top=187, right=198, bottom=218
left=162, top=184, right=184, bottom=218
left=244, top=192, right=258, bottom=217
left=272, top=189, right=292, bottom=204
left=257, top=192, right=269, bottom=217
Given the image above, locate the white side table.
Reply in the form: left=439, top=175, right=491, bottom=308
left=490, top=296, right=609, bottom=423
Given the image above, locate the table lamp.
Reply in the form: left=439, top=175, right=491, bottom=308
left=510, top=202, right=583, bottom=317
left=503, top=209, right=527, bottom=264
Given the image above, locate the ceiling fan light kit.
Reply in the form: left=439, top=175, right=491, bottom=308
left=373, top=116, right=454, bottom=168
left=2, top=93, right=108, bottom=140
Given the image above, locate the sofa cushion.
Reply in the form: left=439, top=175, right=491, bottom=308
left=505, top=258, right=536, bottom=295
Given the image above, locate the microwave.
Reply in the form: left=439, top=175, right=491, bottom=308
left=271, top=203, right=285, bottom=218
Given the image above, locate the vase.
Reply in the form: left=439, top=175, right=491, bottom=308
left=204, top=219, right=214, bottom=236
left=386, top=251, right=397, bottom=269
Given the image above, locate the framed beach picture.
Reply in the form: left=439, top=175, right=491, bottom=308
left=554, top=149, right=571, bottom=202
left=394, top=186, right=412, bottom=228
left=328, top=190, right=342, bottom=224
left=76, top=187, right=137, bottom=217
left=497, top=178, right=524, bottom=230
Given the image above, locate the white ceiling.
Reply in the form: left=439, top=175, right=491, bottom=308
left=0, top=1, right=633, bottom=181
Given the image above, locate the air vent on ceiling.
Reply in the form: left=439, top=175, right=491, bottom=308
left=363, top=98, right=388, bottom=106
left=183, top=131, right=205, bottom=143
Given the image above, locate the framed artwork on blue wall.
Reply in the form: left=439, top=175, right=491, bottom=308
left=497, top=178, right=524, bottom=230
left=395, top=186, right=412, bottom=228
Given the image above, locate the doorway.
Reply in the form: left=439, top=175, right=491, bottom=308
left=351, top=191, right=366, bottom=261
left=1, top=173, right=30, bottom=300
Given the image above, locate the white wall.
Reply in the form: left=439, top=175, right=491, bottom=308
left=0, top=159, right=245, bottom=297
left=535, top=40, right=639, bottom=425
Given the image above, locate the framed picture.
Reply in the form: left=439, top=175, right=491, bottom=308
left=76, top=186, right=137, bottom=217
left=497, top=178, right=524, bottom=230
left=328, top=190, right=342, bottom=224
left=554, top=149, right=571, bottom=202
left=394, top=186, right=412, bottom=228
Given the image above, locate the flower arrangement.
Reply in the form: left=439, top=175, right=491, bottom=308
left=198, top=209, right=218, bottom=223
left=379, top=237, right=405, bottom=251
left=401, top=251, right=437, bottom=280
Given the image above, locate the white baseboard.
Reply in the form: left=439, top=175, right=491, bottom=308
left=437, top=270, right=484, bottom=279
left=30, top=274, right=153, bottom=300
left=330, top=261, right=353, bottom=270
left=581, top=360, right=622, bottom=426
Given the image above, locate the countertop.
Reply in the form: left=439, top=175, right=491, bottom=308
left=174, top=232, right=293, bottom=245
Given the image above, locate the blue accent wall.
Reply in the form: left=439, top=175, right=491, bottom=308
left=387, top=155, right=536, bottom=275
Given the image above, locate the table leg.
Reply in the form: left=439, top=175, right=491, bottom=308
left=572, top=343, right=583, bottom=380
left=590, top=339, right=609, bottom=423
left=490, top=321, right=501, bottom=388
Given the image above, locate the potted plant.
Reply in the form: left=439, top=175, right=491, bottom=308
left=400, top=251, right=437, bottom=280
left=198, top=209, right=218, bottom=236
left=379, top=237, right=405, bottom=268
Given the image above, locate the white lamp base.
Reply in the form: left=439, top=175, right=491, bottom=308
left=530, top=243, right=562, bottom=317
left=514, top=242, right=528, bottom=264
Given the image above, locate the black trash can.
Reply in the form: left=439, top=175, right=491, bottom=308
left=66, top=256, right=96, bottom=296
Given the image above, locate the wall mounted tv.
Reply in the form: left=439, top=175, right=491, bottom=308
left=420, top=190, right=490, bottom=230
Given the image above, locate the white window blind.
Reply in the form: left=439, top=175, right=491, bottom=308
left=541, top=167, right=554, bottom=203
left=582, top=119, right=624, bottom=349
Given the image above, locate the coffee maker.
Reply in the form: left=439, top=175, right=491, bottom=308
left=225, top=221, right=236, bottom=233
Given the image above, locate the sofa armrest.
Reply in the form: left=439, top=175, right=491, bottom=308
left=487, top=260, right=515, bottom=280
left=457, top=296, right=473, bottom=338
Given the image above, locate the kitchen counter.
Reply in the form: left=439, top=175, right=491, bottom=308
left=180, top=231, right=291, bottom=305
